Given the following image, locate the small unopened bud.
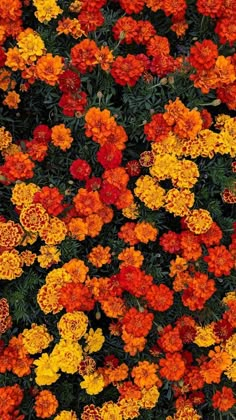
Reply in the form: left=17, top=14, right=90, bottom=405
left=95, top=311, right=101, bottom=320
left=149, top=109, right=155, bottom=115
left=68, top=180, right=74, bottom=185
left=64, top=189, right=71, bottom=196
left=160, top=77, right=168, bottom=85
left=211, top=99, right=221, bottom=106
left=49, top=184, right=54, bottom=188
left=97, top=91, right=103, bottom=99
left=168, top=76, right=175, bottom=85
left=119, top=31, right=126, bottom=40
left=192, top=37, right=198, bottom=41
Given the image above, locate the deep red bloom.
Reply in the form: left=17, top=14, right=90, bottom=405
left=78, top=10, right=104, bottom=34
left=85, top=177, right=102, bottom=191
left=97, top=143, right=122, bottom=169
left=144, top=113, right=171, bottom=142
left=99, top=181, right=121, bottom=205
left=189, top=40, right=218, bottom=71
left=59, top=91, right=87, bottom=117
left=125, top=160, right=141, bottom=176
left=159, top=231, right=181, bottom=253
left=58, top=69, right=81, bottom=93
left=33, top=125, right=51, bottom=144
left=59, top=282, right=95, bottom=312
left=213, top=319, right=234, bottom=341
left=69, top=158, right=92, bottom=180
left=0, top=47, right=6, bottom=67
left=150, top=53, right=176, bottom=78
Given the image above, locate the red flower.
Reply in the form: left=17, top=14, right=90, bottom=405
left=99, top=181, right=121, bottom=205
left=122, top=308, right=154, bottom=337
left=97, top=143, right=122, bottom=169
left=204, top=245, right=235, bottom=277
left=112, top=17, right=138, bottom=44
left=70, top=158, right=92, bottom=180
left=213, top=319, right=234, bottom=341
left=71, top=39, right=99, bottom=74
left=33, top=125, right=51, bottom=144
left=58, top=69, right=81, bottom=93
left=200, top=109, right=213, bottom=129
left=78, top=9, right=104, bottom=34
left=125, top=160, right=141, bottom=176
left=33, top=186, right=64, bottom=216
left=212, top=387, right=236, bottom=412
left=59, top=91, right=87, bottom=117
left=119, top=0, right=145, bottom=14
left=59, top=282, right=95, bottom=312
left=85, top=177, right=102, bottom=191
left=144, top=113, right=171, bottom=142
left=146, top=284, right=174, bottom=311
left=0, top=47, right=6, bottom=67
left=189, top=40, right=218, bottom=71
left=159, top=231, right=181, bottom=253
left=196, top=0, right=223, bottom=18
left=110, top=54, right=145, bottom=87
left=150, top=53, right=176, bottom=78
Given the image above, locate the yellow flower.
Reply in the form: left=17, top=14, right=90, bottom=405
left=34, top=353, right=60, bottom=386
left=122, top=202, right=139, bottom=219
left=139, top=385, right=160, bottom=409
left=45, top=267, right=71, bottom=286
left=37, top=283, right=63, bottom=315
left=194, top=325, right=217, bottom=347
left=100, top=401, right=122, bottom=420
left=50, top=339, right=83, bottom=374
left=134, top=175, right=165, bottom=210
left=11, top=182, right=40, bottom=208
left=54, top=411, right=77, bottom=420
left=33, top=0, right=63, bottom=23
left=185, top=209, right=213, bottom=234
left=118, top=398, right=140, bottom=419
left=84, top=328, right=105, bottom=353
left=58, top=311, right=88, bottom=341
left=172, top=159, right=199, bottom=189
left=80, top=372, right=105, bottom=395
left=17, top=29, right=45, bottom=62
left=222, top=291, right=236, bottom=304
left=225, top=361, right=236, bottom=382
left=150, top=153, right=179, bottom=180
left=0, top=126, right=12, bottom=150
left=225, top=334, right=236, bottom=358
left=165, top=188, right=194, bottom=217
left=37, top=245, right=61, bottom=268
left=22, top=324, right=53, bottom=354
left=0, top=250, right=23, bottom=281
left=39, top=216, right=67, bottom=245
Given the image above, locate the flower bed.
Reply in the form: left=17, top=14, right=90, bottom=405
left=0, top=0, right=235, bottom=419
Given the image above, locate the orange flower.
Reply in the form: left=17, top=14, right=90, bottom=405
left=88, top=245, right=111, bottom=267
left=119, top=0, right=145, bottom=14
left=86, top=214, right=103, bottom=238
left=198, top=222, right=222, bottom=246
left=111, top=54, right=145, bottom=87
left=146, top=284, right=174, bottom=311
left=212, top=386, right=235, bottom=412
left=131, top=361, right=159, bottom=389
left=101, top=297, right=126, bottom=318
left=122, top=308, right=154, bottom=337
left=204, top=245, right=235, bottom=277
left=68, top=217, right=88, bottom=241
left=71, top=38, right=99, bottom=73
left=118, top=246, right=144, bottom=268
left=59, top=282, right=95, bottom=312
left=160, top=352, right=186, bottom=381
left=95, top=46, right=114, bottom=71
left=180, top=231, right=202, bottom=261
left=157, top=325, right=183, bottom=353
left=103, top=167, right=129, bottom=190
left=3, top=90, right=21, bottom=109
left=146, top=35, right=170, bottom=56
left=34, top=390, right=58, bottom=419
left=189, top=40, right=218, bottom=71
left=169, top=256, right=188, bottom=277
left=134, top=221, right=158, bottom=243
left=73, top=188, right=102, bottom=216
left=35, top=53, right=64, bottom=85
left=1, top=152, right=35, bottom=182
left=118, top=222, right=139, bottom=245
left=63, top=258, right=89, bottom=283
left=51, top=124, right=73, bottom=151
left=84, top=107, right=116, bottom=145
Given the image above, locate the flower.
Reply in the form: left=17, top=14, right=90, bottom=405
left=3, top=90, right=21, bottom=109
left=22, top=324, right=53, bottom=354
left=37, top=245, right=61, bottom=268
left=34, top=353, right=60, bottom=386
left=0, top=220, right=24, bottom=248
left=80, top=372, right=105, bottom=395
left=88, top=245, right=111, bottom=267
left=55, top=411, right=78, bottom=420
left=57, top=311, right=88, bottom=341
left=131, top=361, right=159, bottom=389
left=189, top=40, right=218, bottom=70
left=71, top=38, right=99, bottom=74
left=110, top=54, right=145, bottom=87
left=212, top=386, right=235, bottom=412
left=159, top=352, right=186, bottom=381
left=34, top=390, right=58, bottom=419
left=51, top=124, right=73, bottom=151
left=0, top=250, right=23, bottom=280
left=33, top=186, right=64, bottom=216
left=20, top=203, right=49, bottom=232
left=50, top=339, right=83, bottom=374
left=84, top=328, right=105, bottom=353
left=70, top=158, right=91, bottom=180
left=35, top=53, right=64, bottom=85
left=204, top=245, right=235, bottom=277
left=1, top=152, right=35, bottom=182
left=146, top=284, right=174, bottom=311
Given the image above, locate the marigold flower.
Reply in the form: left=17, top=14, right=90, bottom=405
left=40, top=216, right=67, bottom=245
left=101, top=296, right=126, bottom=318
left=59, top=282, right=95, bottom=312
left=0, top=220, right=24, bottom=248
left=88, top=245, right=111, bottom=267
left=57, top=311, right=88, bottom=341
left=51, top=124, right=73, bottom=151
left=212, top=386, right=235, bottom=412
left=17, top=29, right=45, bottom=63
left=135, top=175, right=165, bottom=210
left=139, top=385, right=161, bottom=409
left=0, top=250, right=23, bottom=280
left=68, top=217, right=88, bottom=241
left=111, top=54, right=145, bottom=87
left=122, top=308, right=154, bottom=337
left=84, top=328, right=105, bottom=353
left=11, top=182, right=40, bottom=208
left=3, top=90, right=21, bottom=109
left=146, top=284, right=174, bottom=311
left=37, top=245, right=61, bottom=268
left=0, top=298, right=12, bottom=334
left=50, top=339, right=83, bottom=374
left=71, top=38, right=99, bottom=74
left=131, top=361, right=159, bottom=389
left=34, top=353, right=60, bottom=385
left=185, top=209, right=213, bottom=234
left=1, top=152, right=35, bottom=182
left=22, top=324, right=53, bottom=355
left=80, top=372, right=105, bottom=395
left=33, top=186, right=64, bottom=216
left=165, top=188, right=194, bottom=217
left=0, top=126, right=12, bottom=150
left=159, top=231, right=181, bottom=253
left=189, top=40, right=218, bottom=71
left=20, top=203, right=49, bottom=232
left=73, top=188, right=102, bottom=216
left=194, top=325, right=217, bottom=347
left=34, top=390, right=58, bottom=419
left=144, top=113, right=171, bottom=143
left=160, top=352, right=186, bottom=381
left=81, top=405, right=102, bottom=420
left=97, top=143, right=122, bottom=169
left=118, top=246, right=144, bottom=268
left=33, top=0, right=63, bottom=22
left=204, top=245, right=235, bottom=277
left=55, top=411, right=78, bottom=420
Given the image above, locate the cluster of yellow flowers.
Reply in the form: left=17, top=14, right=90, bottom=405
left=32, top=0, right=63, bottom=23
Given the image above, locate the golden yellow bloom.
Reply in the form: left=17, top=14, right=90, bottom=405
left=37, top=283, right=63, bottom=315
left=39, top=216, right=67, bottom=245
left=3, top=91, right=21, bottom=109
left=17, top=30, right=45, bottom=63
left=0, top=250, right=23, bottom=281
left=58, top=311, right=88, bottom=341
left=122, top=202, right=139, bottom=219
left=194, top=325, right=217, bottom=347
left=100, top=401, right=122, bottom=420
left=11, top=182, right=40, bottom=208
left=135, top=175, right=165, bottom=210
left=165, top=188, right=194, bottom=217
left=69, top=0, right=83, bottom=13
left=167, top=405, right=202, bottom=420
left=118, top=398, right=140, bottom=420
left=33, top=0, right=63, bottom=23
left=22, top=323, right=53, bottom=354
left=34, top=353, right=60, bottom=386
left=80, top=372, right=105, bottom=395
left=225, top=334, right=236, bottom=358
left=139, top=385, right=160, bottom=409
left=84, top=328, right=105, bottom=353
left=20, top=250, right=37, bottom=266
left=225, top=361, right=236, bottom=382
left=37, top=245, right=61, bottom=268
left=185, top=209, right=213, bottom=234
left=45, top=267, right=71, bottom=286
left=172, top=159, right=199, bottom=189
left=0, top=126, right=12, bottom=150
left=54, top=411, right=78, bottom=420
left=150, top=153, right=179, bottom=180
left=222, top=291, right=236, bottom=304
left=50, top=339, right=83, bottom=374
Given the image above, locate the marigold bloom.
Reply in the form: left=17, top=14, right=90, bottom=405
left=17, top=29, right=45, bottom=63
left=20, top=203, right=49, bottom=232
left=71, top=38, right=99, bottom=73
left=165, top=188, right=194, bottom=217
left=0, top=220, right=24, bottom=248
left=59, top=282, right=95, bottom=312
left=113, top=17, right=138, bottom=44
left=40, top=216, right=67, bottom=245
left=189, top=40, right=218, bottom=71
left=51, top=124, right=73, bottom=151
left=194, top=325, right=217, bottom=347
left=118, top=246, right=144, bottom=268
left=1, top=152, right=35, bottom=182
left=158, top=325, right=183, bottom=353
left=122, top=308, right=154, bottom=337
left=88, top=245, right=111, bottom=267
left=212, top=386, right=235, bottom=412
left=33, top=186, right=64, bottom=216
left=81, top=405, right=102, bottom=420
left=180, top=230, right=202, bottom=261
left=204, top=245, right=235, bottom=277
left=63, top=258, right=89, bottom=283
left=55, top=411, right=78, bottom=420
left=134, top=221, right=158, bottom=243
left=80, top=372, right=105, bottom=395
left=97, top=143, right=122, bottom=169
left=135, top=175, right=165, bottom=210
left=131, top=361, right=159, bottom=389
left=57, top=311, right=88, bottom=341
left=198, top=221, right=223, bottom=246
left=159, top=231, right=181, bottom=253
left=73, top=188, right=102, bottom=216
left=0, top=250, right=23, bottom=280
left=160, top=352, right=186, bottom=381
left=0, top=126, right=12, bottom=150
left=111, top=54, right=145, bottom=87
left=185, top=209, right=213, bottom=234
left=84, top=328, right=105, bottom=353
left=34, top=390, right=58, bottom=419
left=146, top=284, right=174, bottom=311
left=50, top=339, right=83, bottom=374
left=36, top=53, right=64, bottom=85
left=101, top=296, right=126, bottom=318
left=0, top=384, right=24, bottom=419
left=34, top=353, right=60, bottom=385
left=3, top=90, right=21, bottom=109
left=0, top=298, right=12, bottom=335
left=68, top=217, right=88, bottom=241
left=22, top=324, right=53, bottom=354
left=169, top=256, right=188, bottom=277
left=144, top=113, right=170, bottom=142
left=37, top=245, right=61, bottom=268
